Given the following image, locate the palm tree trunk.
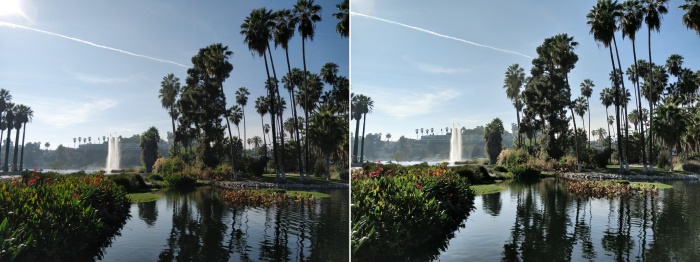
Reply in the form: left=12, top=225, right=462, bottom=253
left=612, top=35, right=630, bottom=171
left=261, top=116, right=267, bottom=157
left=0, top=128, right=4, bottom=169
left=360, top=112, right=369, bottom=163
left=19, top=123, right=26, bottom=171
left=262, top=51, right=280, bottom=181
left=647, top=26, right=655, bottom=172
left=353, top=116, right=361, bottom=163
left=608, top=46, right=624, bottom=173
left=631, top=39, right=647, bottom=172
left=242, top=107, right=247, bottom=152
left=267, top=44, right=286, bottom=181
left=516, top=100, right=522, bottom=148
left=606, top=107, right=612, bottom=151
left=326, top=154, right=330, bottom=181
left=4, top=127, right=11, bottom=172
left=571, top=109, right=581, bottom=172
left=587, top=98, right=591, bottom=149
left=285, top=47, right=304, bottom=177
left=170, top=108, right=178, bottom=154
left=12, top=128, right=20, bottom=171
left=301, top=38, right=310, bottom=181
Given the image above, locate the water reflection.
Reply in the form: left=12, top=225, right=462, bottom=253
left=437, top=179, right=700, bottom=261
left=102, top=187, right=348, bottom=261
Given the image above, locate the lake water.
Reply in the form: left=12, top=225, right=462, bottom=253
left=435, top=178, right=700, bottom=261
left=98, top=187, right=349, bottom=261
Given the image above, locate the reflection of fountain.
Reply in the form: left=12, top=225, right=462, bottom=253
left=449, top=125, right=462, bottom=164
left=106, top=134, right=120, bottom=172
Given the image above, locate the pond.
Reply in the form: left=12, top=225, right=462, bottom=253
left=98, top=187, right=349, bottom=261
left=436, top=178, right=700, bottom=261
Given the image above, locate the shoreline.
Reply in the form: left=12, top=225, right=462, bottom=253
left=557, top=172, right=700, bottom=182
left=213, top=180, right=349, bottom=190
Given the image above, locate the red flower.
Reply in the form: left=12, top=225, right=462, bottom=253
left=450, top=193, right=453, bottom=197
left=377, top=160, right=381, bottom=164
left=73, top=193, right=79, bottom=198
left=416, top=183, right=423, bottom=189
left=106, top=201, right=110, bottom=206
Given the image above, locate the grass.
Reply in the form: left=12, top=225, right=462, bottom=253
left=589, top=179, right=673, bottom=189
left=471, top=184, right=506, bottom=195
left=285, top=190, right=331, bottom=198
left=126, top=192, right=162, bottom=203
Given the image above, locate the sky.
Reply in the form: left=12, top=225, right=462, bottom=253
left=351, top=0, right=700, bottom=142
left=0, top=0, right=348, bottom=150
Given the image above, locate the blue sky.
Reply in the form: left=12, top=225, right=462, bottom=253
left=0, top=0, right=347, bottom=149
left=351, top=0, right=700, bottom=141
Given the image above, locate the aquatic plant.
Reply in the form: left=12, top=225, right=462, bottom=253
left=220, top=189, right=317, bottom=207
left=565, top=180, right=659, bottom=199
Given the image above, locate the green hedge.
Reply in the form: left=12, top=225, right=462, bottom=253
left=509, top=165, right=542, bottom=180
left=449, top=164, right=490, bottom=184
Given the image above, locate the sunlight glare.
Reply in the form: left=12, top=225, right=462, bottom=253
left=0, top=0, right=27, bottom=18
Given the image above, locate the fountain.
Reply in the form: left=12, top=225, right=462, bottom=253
left=106, top=134, right=120, bottom=172
left=449, top=125, right=462, bottom=164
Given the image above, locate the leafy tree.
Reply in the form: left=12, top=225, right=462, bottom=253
left=203, top=43, right=236, bottom=178
left=484, top=118, right=505, bottom=165
left=309, top=108, right=344, bottom=180
left=680, top=0, right=700, bottom=36
left=653, top=100, right=687, bottom=171
left=140, top=127, right=161, bottom=173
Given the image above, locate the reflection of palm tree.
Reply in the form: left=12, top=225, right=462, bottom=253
left=482, top=192, right=502, bottom=216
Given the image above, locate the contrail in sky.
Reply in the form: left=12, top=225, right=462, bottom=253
left=0, top=21, right=188, bottom=68
left=351, top=12, right=533, bottom=59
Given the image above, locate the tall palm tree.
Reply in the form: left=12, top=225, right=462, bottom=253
left=621, top=0, right=648, bottom=170
left=587, top=0, right=625, bottom=172
left=242, top=8, right=282, bottom=180
left=293, top=0, right=322, bottom=180
left=3, top=103, right=15, bottom=172
left=229, top=105, right=243, bottom=139
left=415, top=129, right=419, bottom=139
left=351, top=93, right=367, bottom=163
left=503, top=64, right=526, bottom=148
left=629, top=109, right=641, bottom=130
left=0, top=89, right=10, bottom=169
left=16, top=105, right=32, bottom=170
left=282, top=69, right=304, bottom=173
left=358, top=95, right=374, bottom=163
left=601, top=87, right=615, bottom=151
left=235, top=87, right=250, bottom=151
left=159, top=73, right=181, bottom=153
left=333, top=0, right=349, bottom=37
left=11, top=106, right=22, bottom=171
left=73, top=138, right=77, bottom=148
left=203, top=43, right=236, bottom=178
left=568, top=100, right=582, bottom=172
left=574, top=97, right=588, bottom=136
left=580, top=79, right=594, bottom=148
left=680, top=0, right=700, bottom=36
left=255, top=96, right=269, bottom=157
left=643, top=0, right=668, bottom=171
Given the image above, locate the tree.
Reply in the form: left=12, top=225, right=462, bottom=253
left=255, top=96, right=269, bottom=157
left=415, top=129, right=419, bottom=139
left=680, top=0, right=700, bottom=36
left=574, top=97, right=588, bottom=137
left=587, top=0, right=625, bottom=172
left=293, top=0, right=322, bottom=180
left=3, top=103, right=14, bottom=172
left=229, top=105, right=243, bottom=139
left=503, top=64, right=526, bottom=148
left=386, top=133, right=392, bottom=141
left=621, top=0, right=648, bottom=170
left=308, top=108, right=344, bottom=180
left=140, top=127, right=161, bottom=173
left=357, top=95, right=374, bottom=163
left=653, top=100, right=687, bottom=171
left=44, top=142, right=49, bottom=150
left=629, top=109, right=641, bottom=130
left=73, top=138, right=76, bottom=148
left=159, top=73, right=181, bottom=154
left=580, top=79, right=594, bottom=148
left=0, top=89, right=10, bottom=168
left=333, top=0, right=349, bottom=37
left=16, top=104, right=32, bottom=170
left=235, top=87, right=250, bottom=151
left=643, top=0, right=669, bottom=171
left=483, top=118, right=505, bottom=165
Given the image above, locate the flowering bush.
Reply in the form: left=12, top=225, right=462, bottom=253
left=352, top=162, right=475, bottom=260
left=0, top=172, right=131, bottom=261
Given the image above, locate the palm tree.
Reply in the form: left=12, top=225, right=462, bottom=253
left=11, top=106, right=22, bottom=171
left=235, top=87, right=250, bottom=151
left=293, top=0, right=322, bottom=180
left=415, top=129, right=419, bottom=139
left=503, top=64, right=526, bottom=148
left=621, top=0, right=648, bottom=170
left=88, top=137, right=91, bottom=144
left=3, top=103, right=15, bottom=172
left=255, top=96, right=269, bottom=157
left=386, top=133, right=392, bottom=141
left=568, top=99, right=582, bottom=172
left=333, top=0, right=349, bottom=37
left=0, top=89, right=10, bottom=169
left=284, top=117, right=296, bottom=141
left=282, top=69, right=304, bottom=172
left=574, top=97, right=588, bottom=137
left=229, top=105, right=243, bottom=139
left=264, top=124, right=271, bottom=147
left=680, top=0, right=700, bottom=36
left=629, top=109, right=641, bottom=130
left=351, top=93, right=364, bottom=163
left=44, top=142, right=49, bottom=150
left=159, top=73, right=181, bottom=154
left=103, top=136, right=106, bottom=144
left=16, top=105, right=32, bottom=170
left=643, top=0, right=669, bottom=171
left=241, top=8, right=282, bottom=180
left=601, top=87, right=615, bottom=151
left=73, top=138, right=76, bottom=148
left=359, top=95, right=374, bottom=163
left=653, top=100, right=687, bottom=171
left=587, top=0, right=625, bottom=172
left=580, top=79, right=594, bottom=148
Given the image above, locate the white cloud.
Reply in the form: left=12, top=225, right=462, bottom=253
left=358, top=84, right=461, bottom=119
left=33, top=99, right=119, bottom=128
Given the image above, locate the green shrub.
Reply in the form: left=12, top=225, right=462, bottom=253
left=239, top=155, right=268, bottom=177
left=657, top=150, right=670, bottom=169
left=449, top=164, right=490, bottom=184
left=682, top=162, right=700, bottom=173
left=509, top=165, right=541, bottom=180
left=352, top=163, right=475, bottom=260
left=152, top=157, right=186, bottom=175
left=496, top=149, right=529, bottom=167
left=107, top=173, right=148, bottom=193
left=492, top=165, right=508, bottom=173
left=592, top=149, right=612, bottom=168
left=214, top=164, right=233, bottom=180
left=163, top=172, right=197, bottom=190
left=148, top=173, right=164, bottom=181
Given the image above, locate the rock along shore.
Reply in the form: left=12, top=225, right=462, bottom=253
left=558, top=172, right=700, bottom=182
left=213, top=180, right=348, bottom=190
